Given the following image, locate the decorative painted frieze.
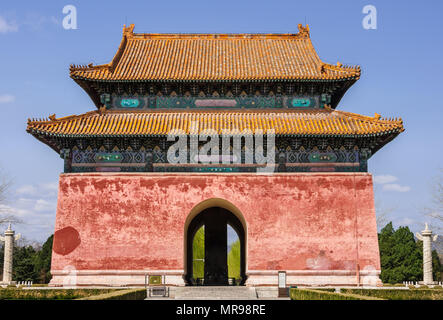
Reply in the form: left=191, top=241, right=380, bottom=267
left=102, top=94, right=326, bottom=110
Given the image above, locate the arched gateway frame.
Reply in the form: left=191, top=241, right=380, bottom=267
left=183, top=199, right=247, bottom=286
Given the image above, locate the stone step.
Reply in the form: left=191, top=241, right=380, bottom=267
left=174, top=286, right=257, bottom=300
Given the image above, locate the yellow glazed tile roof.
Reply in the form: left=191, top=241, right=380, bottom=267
left=70, top=24, right=360, bottom=82
left=27, top=109, right=404, bottom=138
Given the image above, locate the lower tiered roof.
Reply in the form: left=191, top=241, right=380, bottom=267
left=27, top=109, right=403, bottom=137
left=27, top=108, right=404, bottom=153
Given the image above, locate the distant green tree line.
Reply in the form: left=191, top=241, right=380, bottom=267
left=379, top=222, right=442, bottom=284
left=2, top=223, right=442, bottom=285
left=0, top=235, right=53, bottom=283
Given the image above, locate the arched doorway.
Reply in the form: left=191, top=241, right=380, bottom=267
left=185, top=206, right=246, bottom=286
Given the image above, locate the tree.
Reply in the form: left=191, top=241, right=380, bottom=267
left=379, top=222, right=443, bottom=284
left=374, top=190, right=396, bottom=231
left=0, top=167, right=22, bottom=226
left=227, top=240, right=240, bottom=279
left=432, top=248, right=442, bottom=281
left=379, top=222, right=422, bottom=284
left=13, top=245, right=38, bottom=282
left=424, top=169, right=442, bottom=253
left=33, top=235, right=53, bottom=283
left=0, top=234, right=54, bottom=283
left=0, top=168, right=10, bottom=205
left=192, top=227, right=204, bottom=280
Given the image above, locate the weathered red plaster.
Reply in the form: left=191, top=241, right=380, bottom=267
left=51, top=173, right=380, bottom=284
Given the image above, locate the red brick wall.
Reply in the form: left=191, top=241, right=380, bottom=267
left=52, top=173, right=380, bottom=275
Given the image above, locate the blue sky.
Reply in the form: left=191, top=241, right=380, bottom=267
left=0, top=0, right=442, bottom=243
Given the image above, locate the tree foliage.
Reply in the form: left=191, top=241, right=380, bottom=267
left=33, top=235, right=53, bottom=283
left=13, top=245, right=38, bottom=282
left=0, top=234, right=53, bottom=283
left=192, top=227, right=204, bottom=279
left=0, top=168, right=22, bottom=226
left=379, top=222, right=442, bottom=284
left=227, top=239, right=240, bottom=279
left=192, top=226, right=241, bottom=281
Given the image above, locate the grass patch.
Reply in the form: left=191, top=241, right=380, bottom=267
left=0, top=288, right=120, bottom=300
left=31, top=284, right=49, bottom=287
left=290, top=288, right=384, bottom=300
left=76, top=288, right=146, bottom=300
left=341, top=289, right=443, bottom=300
left=382, top=283, right=406, bottom=287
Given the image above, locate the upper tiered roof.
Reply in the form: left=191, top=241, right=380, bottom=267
left=70, top=24, right=360, bottom=82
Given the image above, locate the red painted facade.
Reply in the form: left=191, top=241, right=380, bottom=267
left=50, top=172, right=380, bottom=286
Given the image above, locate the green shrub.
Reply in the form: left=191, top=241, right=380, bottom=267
left=290, top=288, right=383, bottom=300
left=0, top=288, right=119, bottom=300
left=341, top=289, right=443, bottom=300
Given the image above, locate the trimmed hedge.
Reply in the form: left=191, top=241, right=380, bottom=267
left=341, top=289, right=443, bottom=300
left=77, top=288, right=147, bottom=300
left=0, top=288, right=118, bottom=300
left=290, top=288, right=384, bottom=300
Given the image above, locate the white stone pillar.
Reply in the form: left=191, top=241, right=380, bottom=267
left=416, top=223, right=438, bottom=285
left=0, top=224, right=21, bottom=285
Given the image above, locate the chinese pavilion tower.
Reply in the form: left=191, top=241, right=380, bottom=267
left=27, top=24, right=403, bottom=287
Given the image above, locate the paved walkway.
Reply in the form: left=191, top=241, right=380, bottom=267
left=146, top=286, right=291, bottom=300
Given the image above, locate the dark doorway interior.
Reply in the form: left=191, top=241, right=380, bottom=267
left=185, top=207, right=246, bottom=286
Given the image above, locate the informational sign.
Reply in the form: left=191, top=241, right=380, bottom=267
left=278, top=271, right=286, bottom=288
left=149, top=275, right=163, bottom=285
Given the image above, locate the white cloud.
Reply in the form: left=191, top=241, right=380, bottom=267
left=374, top=175, right=398, bottom=184
left=382, top=183, right=411, bottom=193
left=0, top=94, right=15, bottom=104
left=41, top=182, right=58, bottom=191
left=16, top=182, right=58, bottom=197
left=16, top=185, right=38, bottom=196
left=0, top=204, right=31, bottom=217
left=22, top=13, right=59, bottom=31
left=34, top=199, right=56, bottom=212
left=0, top=16, right=18, bottom=33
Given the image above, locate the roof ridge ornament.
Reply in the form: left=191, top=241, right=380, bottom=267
left=108, top=24, right=135, bottom=73
left=297, top=24, right=310, bottom=37
left=98, top=105, right=107, bottom=114
left=123, top=24, right=135, bottom=37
